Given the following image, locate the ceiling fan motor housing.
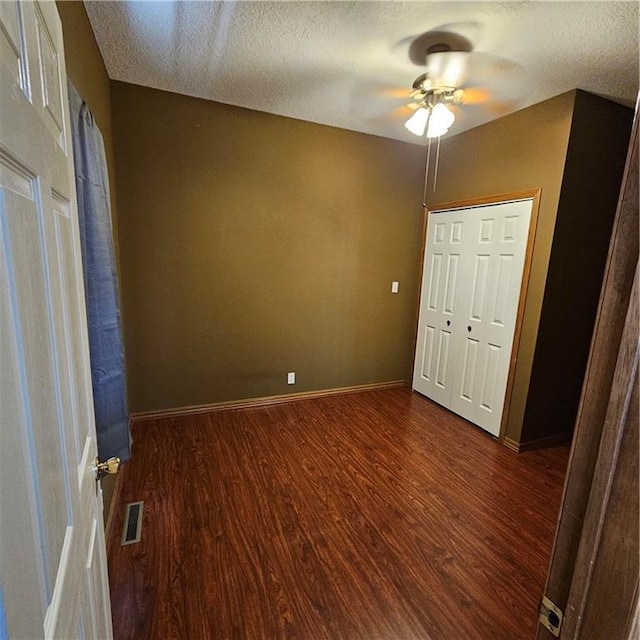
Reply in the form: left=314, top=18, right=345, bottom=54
left=411, top=73, right=464, bottom=106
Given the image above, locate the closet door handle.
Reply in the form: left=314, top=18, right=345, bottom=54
left=446, top=320, right=451, bottom=326
left=467, top=325, right=472, bottom=332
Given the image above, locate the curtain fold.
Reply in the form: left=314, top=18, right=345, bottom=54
left=68, top=81, right=131, bottom=462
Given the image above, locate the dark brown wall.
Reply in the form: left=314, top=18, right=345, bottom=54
left=520, top=91, right=633, bottom=443
left=56, top=0, right=118, bottom=231
left=424, top=92, right=576, bottom=442
left=111, top=82, right=425, bottom=412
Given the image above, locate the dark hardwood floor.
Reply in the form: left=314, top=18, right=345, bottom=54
left=107, top=387, right=570, bottom=640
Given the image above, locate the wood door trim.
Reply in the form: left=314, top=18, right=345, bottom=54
left=625, top=585, right=640, bottom=640
left=409, top=207, right=429, bottom=382
left=498, top=189, right=541, bottom=443
left=130, top=380, right=407, bottom=422
left=415, top=189, right=541, bottom=443
left=428, top=189, right=542, bottom=213
left=504, top=431, right=572, bottom=453
left=562, top=264, right=639, bottom=637
left=105, top=471, right=124, bottom=540
left=537, top=109, right=639, bottom=639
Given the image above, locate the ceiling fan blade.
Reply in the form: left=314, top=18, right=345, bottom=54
left=485, top=100, right=522, bottom=117
left=379, top=87, right=413, bottom=100
left=392, top=104, right=416, bottom=119
left=355, top=108, right=414, bottom=131
left=353, top=79, right=414, bottom=119
left=443, top=96, right=525, bottom=135
left=457, top=86, right=492, bottom=105
left=425, top=51, right=524, bottom=92
left=391, top=22, right=481, bottom=66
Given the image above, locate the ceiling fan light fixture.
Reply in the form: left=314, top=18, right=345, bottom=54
left=405, top=102, right=455, bottom=138
left=405, top=107, right=430, bottom=136
left=426, top=102, right=455, bottom=138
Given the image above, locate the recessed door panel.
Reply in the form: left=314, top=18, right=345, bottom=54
left=427, top=252, right=442, bottom=311
left=0, top=1, right=29, bottom=99
left=420, top=324, right=435, bottom=381
left=480, top=343, right=501, bottom=412
left=460, top=338, right=479, bottom=402
left=50, top=191, right=93, bottom=466
left=502, top=215, right=518, bottom=242
left=34, top=3, right=64, bottom=149
left=451, top=221, right=463, bottom=243
left=435, top=329, right=451, bottom=389
left=443, top=254, right=459, bottom=315
left=1, top=157, right=69, bottom=593
left=470, top=255, right=489, bottom=321
left=479, top=218, right=494, bottom=243
left=491, top=254, right=514, bottom=326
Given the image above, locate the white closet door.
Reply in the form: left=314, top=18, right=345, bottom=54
left=449, top=200, right=532, bottom=436
left=413, top=199, right=533, bottom=437
left=412, top=209, right=468, bottom=407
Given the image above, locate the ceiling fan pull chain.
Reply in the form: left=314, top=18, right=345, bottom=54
left=433, top=135, right=441, bottom=192
left=422, top=113, right=432, bottom=208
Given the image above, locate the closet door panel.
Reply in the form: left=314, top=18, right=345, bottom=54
left=450, top=200, right=532, bottom=436
left=413, top=210, right=467, bottom=408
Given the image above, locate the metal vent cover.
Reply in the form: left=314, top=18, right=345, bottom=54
left=121, top=501, right=144, bottom=546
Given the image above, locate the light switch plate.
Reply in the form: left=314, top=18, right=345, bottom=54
left=391, top=281, right=399, bottom=293
left=287, top=372, right=295, bottom=384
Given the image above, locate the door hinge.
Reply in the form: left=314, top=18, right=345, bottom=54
left=539, top=595, right=563, bottom=637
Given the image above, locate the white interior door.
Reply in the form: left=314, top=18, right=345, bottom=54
left=413, top=199, right=533, bottom=437
left=0, top=2, right=113, bottom=638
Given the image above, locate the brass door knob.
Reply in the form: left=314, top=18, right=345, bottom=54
left=94, top=456, right=120, bottom=481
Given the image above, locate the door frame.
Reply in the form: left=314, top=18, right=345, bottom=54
left=412, top=188, right=541, bottom=443
left=537, top=102, right=638, bottom=639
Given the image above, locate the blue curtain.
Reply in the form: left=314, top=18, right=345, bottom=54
left=68, top=81, right=131, bottom=463
left=0, top=586, right=7, bottom=640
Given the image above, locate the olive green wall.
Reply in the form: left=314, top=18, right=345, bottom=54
left=111, top=82, right=425, bottom=412
left=425, top=91, right=577, bottom=443
left=56, top=0, right=118, bottom=233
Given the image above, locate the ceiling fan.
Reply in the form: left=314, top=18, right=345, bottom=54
left=375, top=27, right=527, bottom=199
left=375, top=26, right=527, bottom=141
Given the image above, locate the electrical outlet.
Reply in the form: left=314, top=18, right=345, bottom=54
left=287, top=372, right=295, bottom=384
left=391, top=281, right=399, bottom=293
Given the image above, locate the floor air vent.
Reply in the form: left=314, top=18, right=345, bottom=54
left=121, top=501, right=144, bottom=546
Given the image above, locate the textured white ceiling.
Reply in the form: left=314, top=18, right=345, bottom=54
left=85, top=1, right=639, bottom=144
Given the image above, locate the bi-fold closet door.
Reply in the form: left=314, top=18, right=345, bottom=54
left=412, top=198, right=533, bottom=437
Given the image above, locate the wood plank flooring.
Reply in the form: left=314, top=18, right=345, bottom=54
left=107, top=387, right=570, bottom=640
